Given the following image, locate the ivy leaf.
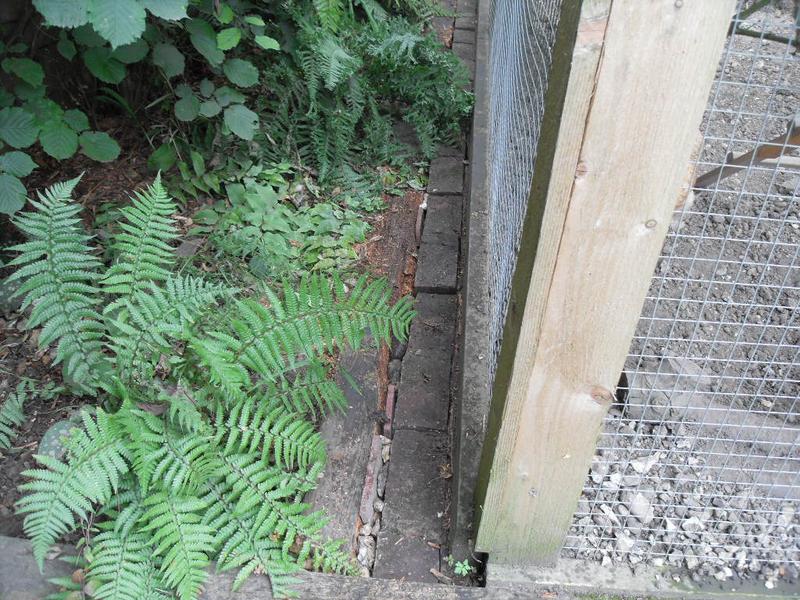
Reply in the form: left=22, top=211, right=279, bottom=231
left=0, top=173, right=26, bottom=215
left=57, top=33, right=77, bottom=60
left=186, top=19, right=224, bottom=66
left=152, top=43, right=184, bottom=78
left=223, top=104, right=258, bottom=140
left=32, top=0, right=89, bottom=28
left=111, top=39, right=149, bottom=64
left=223, top=58, right=258, bottom=88
left=198, top=100, right=221, bottom=118
left=88, top=0, right=146, bottom=48
left=63, top=109, right=90, bottom=132
left=148, top=143, right=176, bottom=171
left=216, top=4, right=235, bottom=24
left=139, top=0, right=188, bottom=20
left=0, top=151, right=37, bottom=177
left=83, top=48, right=126, bottom=84
left=79, top=131, right=120, bottom=162
left=216, top=27, right=241, bottom=51
left=72, top=23, right=105, bottom=47
left=254, top=36, right=280, bottom=51
left=39, top=123, right=79, bottom=160
left=213, top=86, right=244, bottom=107
left=0, top=108, right=39, bottom=149
left=174, top=95, right=200, bottom=122
left=2, top=58, right=45, bottom=87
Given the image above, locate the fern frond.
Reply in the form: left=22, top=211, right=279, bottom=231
left=103, top=175, right=178, bottom=310
left=8, top=177, right=108, bottom=392
left=311, top=538, right=359, bottom=575
left=313, top=0, right=344, bottom=31
left=316, top=35, right=362, bottom=90
left=139, top=491, right=215, bottom=600
left=17, top=409, right=129, bottom=567
left=109, top=275, right=234, bottom=382
left=192, top=275, right=414, bottom=396
left=214, top=397, right=326, bottom=470
left=269, top=361, right=348, bottom=416
left=89, top=529, right=164, bottom=600
left=216, top=451, right=326, bottom=558
left=0, top=382, right=27, bottom=450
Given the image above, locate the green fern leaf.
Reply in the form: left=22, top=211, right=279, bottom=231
left=17, top=409, right=129, bottom=567
left=0, top=382, right=27, bottom=450
left=139, top=491, right=215, bottom=600
left=8, top=177, right=108, bottom=392
left=313, top=0, right=344, bottom=31
left=89, top=528, right=163, bottom=600
left=214, top=397, right=326, bottom=470
left=103, top=174, right=178, bottom=310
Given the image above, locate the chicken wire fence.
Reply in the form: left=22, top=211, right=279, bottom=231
left=561, top=1, right=800, bottom=589
left=484, top=0, right=562, bottom=382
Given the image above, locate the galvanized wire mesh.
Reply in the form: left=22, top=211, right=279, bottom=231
left=564, top=1, right=800, bottom=588
left=485, top=0, right=562, bottom=381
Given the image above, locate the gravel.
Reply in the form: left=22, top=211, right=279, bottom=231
left=564, top=3, right=800, bottom=590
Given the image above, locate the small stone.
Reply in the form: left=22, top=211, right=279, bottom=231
left=682, top=516, right=704, bottom=533
left=615, top=533, right=635, bottom=554
left=628, top=493, right=654, bottom=524
left=373, top=499, right=384, bottom=513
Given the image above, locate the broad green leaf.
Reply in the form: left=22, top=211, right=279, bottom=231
left=0, top=89, right=14, bottom=108
left=213, top=86, right=244, bottom=107
left=0, top=151, right=37, bottom=177
left=0, top=108, right=39, bottom=149
left=87, top=0, right=146, bottom=48
left=111, top=39, right=149, bottom=63
left=216, top=4, right=235, bottom=24
left=32, top=0, right=89, bottom=28
left=79, top=131, right=120, bottom=161
left=216, top=27, right=241, bottom=50
left=223, top=104, right=258, bottom=140
left=244, top=15, right=265, bottom=26
left=2, top=58, right=44, bottom=87
left=186, top=19, right=224, bottom=66
left=13, top=82, right=46, bottom=102
left=175, top=83, right=193, bottom=98
left=223, top=58, right=258, bottom=88
left=72, top=23, right=105, bottom=47
left=139, top=0, right=188, bottom=20
left=0, top=174, right=26, bottom=215
left=25, top=98, right=64, bottom=127
left=254, top=35, right=280, bottom=51
left=190, top=150, right=205, bottom=176
left=199, top=79, right=215, bottom=97
left=198, top=100, right=221, bottom=118
left=152, top=43, right=184, bottom=78
left=83, top=47, right=126, bottom=84
left=174, top=95, right=200, bottom=121
left=148, top=143, right=176, bottom=171
left=39, top=123, right=79, bottom=159
left=57, top=34, right=77, bottom=60
left=63, top=109, right=90, bottom=132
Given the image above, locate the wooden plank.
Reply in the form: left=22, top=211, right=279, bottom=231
left=475, top=0, right=735, bottom=563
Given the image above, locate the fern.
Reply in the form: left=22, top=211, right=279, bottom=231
left=8, top=176, right=108, bottom=392
left=313, top=0, right=344, bottom=31
left=0, top=382, right=27, bottom=450
left=215, top=397, right=326, bottom=470
left=17, top=409, right=129, bottom=567
left=90, top=528, right=165, bottom=600
left=109, top=275, right=234, bottom=381
left=103, top=174, right=178, bottom=311
left=11, top=178, right=415, bottom=598
left=139, top=492, right=215, bottom=600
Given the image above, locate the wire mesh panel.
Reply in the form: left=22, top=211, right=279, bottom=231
left=485, top=0, right=562, bottom=381
left=565, top=1, right=800, bottom=589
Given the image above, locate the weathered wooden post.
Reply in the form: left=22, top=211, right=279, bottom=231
left=474, top=0, right=736, bottom=564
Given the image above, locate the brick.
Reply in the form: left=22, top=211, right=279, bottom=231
left=456, top=0, right=478, bottom=16
left=454, top=14, right=477, bottom=30
left=428, top=156, right=464, bottom=195
left=395, top=294, right=456, bottom=430
left=452, top=41, right=475, bottom=64
left=373, top=429, right=448, bottom=582
left=359, top=434, right=383, bottom=527
left=415, top=197, right=462, bottom=293
left=453, top=28, right=475, bottom=45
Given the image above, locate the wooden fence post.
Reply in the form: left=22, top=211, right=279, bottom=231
left=474, top=0, right=736, bottom=564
